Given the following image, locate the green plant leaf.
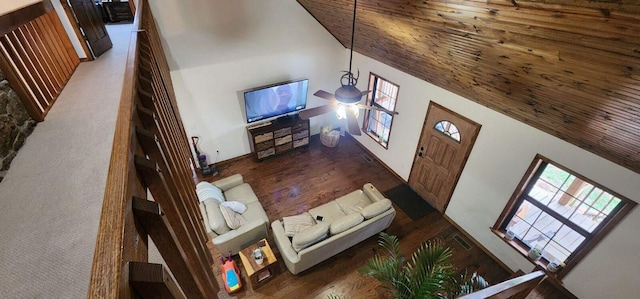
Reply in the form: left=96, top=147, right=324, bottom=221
left=359, top=233, right=490, bottom=299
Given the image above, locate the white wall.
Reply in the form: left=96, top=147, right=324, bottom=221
left=51, top=0, right=87, bottom=59
left=349, top=52, right=640, bottom=299
left=149, top=0, right=345, bottom=162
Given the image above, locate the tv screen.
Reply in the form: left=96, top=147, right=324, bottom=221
left=244, top=79, right=309, bottom=123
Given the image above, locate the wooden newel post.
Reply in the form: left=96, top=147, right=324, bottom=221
left=128, top=262, right=185, bottom=299
left=132, top=197, right=207, bottom=299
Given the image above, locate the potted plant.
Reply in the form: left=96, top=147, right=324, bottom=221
left=527, top=247, right=543, bottom=261
left=252, top=248, right=264, bottom=265
left=358, top=232, right=489, bottom=299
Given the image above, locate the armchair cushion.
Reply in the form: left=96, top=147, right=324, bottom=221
left=211, top=173, right=243, bottom=191
left=199, top=202, right=213, bottom=234
left=203, top=199, right=230, bottom=234
left=220, top=205, right=246, bottom=229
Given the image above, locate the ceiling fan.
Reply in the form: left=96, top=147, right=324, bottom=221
left=298, top=0, right=398, bottom=136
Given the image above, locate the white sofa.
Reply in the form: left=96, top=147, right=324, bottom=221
left=197, top=174, right=269, bottom=255
left=271, top=183, right=396, bottom=274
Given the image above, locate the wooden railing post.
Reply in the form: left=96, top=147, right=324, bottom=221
left=128, top=262, right=185, bottom=299
left=134, top=156, right=218, bottom=297
left=132, top=197, right=206, bottom=299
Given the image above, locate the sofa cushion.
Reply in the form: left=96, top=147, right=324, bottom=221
left=220, top=205, right=246, bottom=229
left=196, top=182, right=225, bottom=203
left=221, top=201, right=247, bottom=214
left=330, top=213, right=364, bottom=235
left=360, top=198, right=392, bottom=219
left=203, top=199, right=231, bottom=234
left=292, top=222, right=329, bottom=252
left=223, top=183, right=259, bottom=205
left=335, top=190, right=373, bottom=215
left=282, top=213, right=315, bottom=237
left=308, top=201, right=346, bottom=225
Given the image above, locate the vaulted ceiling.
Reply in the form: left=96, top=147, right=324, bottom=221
left=297, top=0, right=640, bottom=175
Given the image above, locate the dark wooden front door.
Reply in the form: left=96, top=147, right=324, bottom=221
left=69, top=0, right=112, bottom=58
left=408, top=102, right=481, bottom=213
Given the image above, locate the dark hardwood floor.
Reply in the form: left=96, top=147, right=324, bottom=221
left=205, top=134, right=513, bottom=298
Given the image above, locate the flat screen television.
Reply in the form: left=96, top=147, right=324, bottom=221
left=244, top=79, right=309, bottom=123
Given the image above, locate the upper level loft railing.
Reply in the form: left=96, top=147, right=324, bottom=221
left=87, top=0, right=219, bottom=297
left=0, top=0, right=80, bottom=122
left=459, top=270, right=546, bottom=299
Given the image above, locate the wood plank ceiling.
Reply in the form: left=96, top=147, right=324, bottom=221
left=297, top=0, right=640, bottom=175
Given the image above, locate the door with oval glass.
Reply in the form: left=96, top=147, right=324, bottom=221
left=408, top=102, right=481, bottom=213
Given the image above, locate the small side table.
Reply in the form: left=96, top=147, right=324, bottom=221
left=238, top=239, right=278, bottom=289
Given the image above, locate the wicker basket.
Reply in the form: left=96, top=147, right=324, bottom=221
left=320, top=129, right=340, bottom=147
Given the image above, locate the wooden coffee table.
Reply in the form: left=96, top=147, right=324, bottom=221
left=238, top=239, right=278, bottom=289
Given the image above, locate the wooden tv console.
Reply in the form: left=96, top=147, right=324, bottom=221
left=247, top=115, right=310, bottom=161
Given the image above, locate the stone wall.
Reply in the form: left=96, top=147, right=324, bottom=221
left=0, top=68, right=36, bottom=182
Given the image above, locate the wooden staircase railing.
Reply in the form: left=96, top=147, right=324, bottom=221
left=0, top=0, right=80, bottom=122
left=459, top=270, right=546, bottom=299
left=87, top=0, right=219, bottom=298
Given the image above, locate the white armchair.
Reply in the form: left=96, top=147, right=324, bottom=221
left=197, top=174, right=269, bottom=255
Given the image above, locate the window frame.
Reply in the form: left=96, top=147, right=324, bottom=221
left=362, top=73, right=399, bottom=149
left=492, top=154, right=636, bottom=279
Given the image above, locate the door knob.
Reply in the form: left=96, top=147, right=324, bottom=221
left=418, top=146, right=424, bottom=157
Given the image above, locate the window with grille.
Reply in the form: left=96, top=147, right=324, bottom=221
left=362, top=73, right=399, bottom=148
left=493, top=154, right=635, bottom=277
left=434, top=120, right=461, bottom=142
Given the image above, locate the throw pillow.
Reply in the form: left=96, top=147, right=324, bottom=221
left=203, top=199, right=230, bottom=235
left=221, top=201, right=247, bottom=214
left=282, top=213, right=315, bottom=237
left=292, top=222, right=329, bottom=252
left=219, top=205, right=246, bottom=230
left=196, top=182, right=225, bottom=203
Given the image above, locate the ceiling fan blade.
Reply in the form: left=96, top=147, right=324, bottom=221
left=361, top=90, right=371, bottom=97
left=299, top=104, right=336, bottom=119
left=314, top=90, right=338, bottom=102
left=346, top=109, right=361, bottom=136
left=356, top=104, right=399, bottom=115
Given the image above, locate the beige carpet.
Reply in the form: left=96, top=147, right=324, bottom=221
left=0, top=23, right=133, bottom=298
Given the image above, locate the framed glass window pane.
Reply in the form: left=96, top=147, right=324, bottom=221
left=493, top=154, right=635, bottom=278
left=362, top=73, right=399, bottom=149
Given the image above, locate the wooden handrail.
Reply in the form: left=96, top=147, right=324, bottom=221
left=0, top=0, right=79, bottom=122
left=459, top=270, right=546, bottom=299
left=88, top=1, right=218, bottom=297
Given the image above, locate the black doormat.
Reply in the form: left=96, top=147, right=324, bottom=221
left=384, top=184, right=436, bottom=221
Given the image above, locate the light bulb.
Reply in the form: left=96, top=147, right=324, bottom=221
left=349, top=104, right=359, bottom=118
left=336, top=104, right=347, bottom=119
